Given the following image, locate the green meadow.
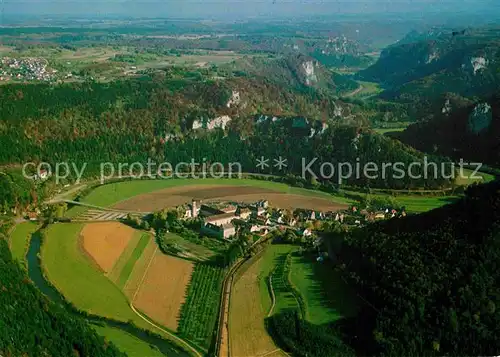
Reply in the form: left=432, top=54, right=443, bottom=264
left=9, top=222, right=38, bottom=263
left=92, top=324, right=166, bottom=357
left=41, top=223, right=191, bottom=356
left=290, top=254, right=357, bottom=324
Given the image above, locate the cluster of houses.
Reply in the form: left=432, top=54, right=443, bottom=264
left=180, top=198, right=352, bottom=240
left=0, top=57, right=56, bottom=82
left=350, top=206, right=407, bottom=225
left=182, top=199, right=273, bottom=239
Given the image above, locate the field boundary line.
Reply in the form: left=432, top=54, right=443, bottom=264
left=131, top=244, right=158, bottom=303
left=128, top=244, right=203, bottom=357
left=267, top=273, right=276, bottom=317
left=130, top=303, right=202, bottom=357
left=258, top=348, right=291, bottom=357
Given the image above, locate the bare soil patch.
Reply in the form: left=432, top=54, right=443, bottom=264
left=133, top=252, right=194, bottom=331
left=113, top=185, right=346, bottom=212
left=217, top=193, right=347, bottom=212
left=81, top=222, right=136, bottom=273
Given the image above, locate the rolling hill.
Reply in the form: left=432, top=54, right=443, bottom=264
left=334, top=179, right=500, bottom=356
left=358, top=26, right=500, bottom=120
left=392, top=94, right=500, bottom=167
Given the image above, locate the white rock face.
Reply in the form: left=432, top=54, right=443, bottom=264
left=352, top=132, right=362, bottom=150
left=468, top=103, right=492, bottom=133
left=442, top=99, right=452, bottom=114
left=192, top=119, right=204, bottom=130
left=207, top=115, right=232, bottom=130
left=426, top=51, right=439, bottom=64
left=334, top=105, right=343, bottom=118
left=226, top=91, right=241, bottom=108
left=471, top=56, right=488, bottom=75
left=302, top=61, right=318, bottom=86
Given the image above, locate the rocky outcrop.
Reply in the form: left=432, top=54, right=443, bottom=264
left=467, top=103, right=492, bottom=134
left=301, top=61, right=318, bottom=86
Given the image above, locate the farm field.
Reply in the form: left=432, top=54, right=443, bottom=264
left=133, top=252, right=194, bottom=331
left=344, top=189, right=459, bottom=213
left=289, top=253, right=358, bottom=325
left=229, top=255, right=279, bottom=357
left=92, top=324, right=165, bottom=357
left=123, top=238, right=158, bottom=299
left=258, top=244, right=298, bottom=315
left=178, top=263, right=225, bottom=348
left=109, top=233, right=150, bottom=288
left=372, top=122, right=411, bottom=135
left=269, top=253, right=301, bottom=315
left=81, top=222, right=137, bottom=273
left=161, top=232, right=217, bottom=261
left=9, top=222, right=38, bottom=263
left=114, top=184, right=348, bottom=212
left=455, top=168, right=496, bottom=186
left=393, top=195, right=459, bottom=213
left=42, top=223, right=138, bottom=321
left=80, top=178, right=353, bottom=210
left=41, top=223, right=196, bottom=356
left=348, top=80, right=382, bottom=99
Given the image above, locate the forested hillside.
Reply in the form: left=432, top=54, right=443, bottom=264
left=222, top=55, right=359, bottom=94
left=394, top=94, right=500, bottom=167
left=163, top=120, right=453, bottom=189
left=0, top=236, right=125, bottom=357
left=334, top=180, right=500, bottom=356
left=0, top=69, right=360, bottom=165
left=0, top=64, right=456, bottom=190
left=358, top=27, right=500, bottom=120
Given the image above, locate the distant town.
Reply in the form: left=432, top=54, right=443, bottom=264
left=0, top=57, right=56, bottom=82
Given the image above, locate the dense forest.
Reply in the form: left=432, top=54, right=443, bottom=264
left=267, top=310, right=355, bottom=357
left=332, top=180, right=500, bottom=356
left=0, top=68, right=454, bottom=194
left=0, top=68, right=360, bottom=164
left=162, top=119, right=454, bottom=189
left=0, top=236, right=125, bottom=357
left=357, top=27, right=500, bottom=121
left=394, top=94, right=500, bottom=167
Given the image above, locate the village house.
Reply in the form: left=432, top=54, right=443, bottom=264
left=250, top=225, right=261, bottom=233
left=250, top=205, right=267, bottom=217
left=202, top=222, right=236, bottom=240
left=237, top=207, right=252, bottom=220
left=298, top=228, right=312, bottom=237
left=26, top=212, right=38, bottom=221
left=334, top=213, right=345, bottom=223
left=255, top=216, right=271, bottom=225
left=374, top=212, right=386, bottom=220
left=199, top=204, right=223, bottom=217
left=219, top=205, right=237, bottom=214
left=256, top=200, right=269, bottom=209
left=204, top=213, right=237, bottom=226
left=255, top=227, right=269, bottom=237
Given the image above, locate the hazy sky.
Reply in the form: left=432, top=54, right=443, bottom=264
left=2, top=0, right=498, bottom=20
